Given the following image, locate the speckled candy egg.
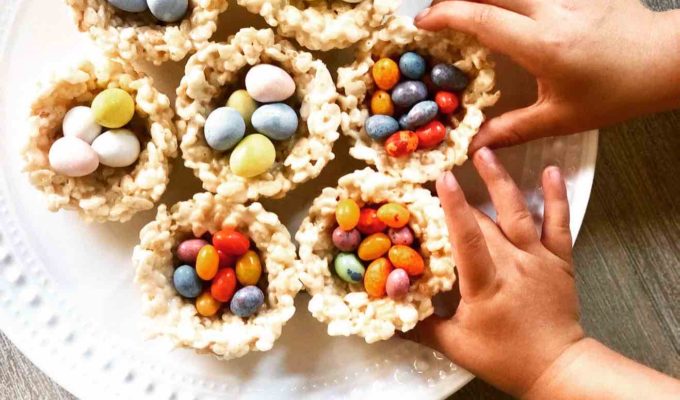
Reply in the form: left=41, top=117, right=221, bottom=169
left=251, top=103, right=299, bottom=141
left=365, top=115, right=399, bottom=141
left=399, top=101, right=439, bottom=130
left=62, top=106, right=102, bottom=144
left=49, top=137, right=100, bottom=177
left=107, top=0, right=148, bottom=12
left=386, top=269, right=410, bottom=300
left=391, top=81, right=428, bottom=109
left=332, top=227, right=361, bottom=252
left=230, top=286, right=265, bottom=318
left=399, top=52, right=427, bottom=80
left=176, top=238, right=209, bottom=263
left=334, top=252, right=365, bottom=284
left=204, top=107, right=246, bottom=151
left=229, top=134, right=276, bottom=178
left=388, top=226, right=414, bottom=246
left=91, top=129, right=141, bottom=168
left=148, top=0, right=188, bottom=22
left=431, top=64, right=469, bottom=92
left=245, top=64, right=296, bottom=103
left=173, top=265, right=203, bottom=298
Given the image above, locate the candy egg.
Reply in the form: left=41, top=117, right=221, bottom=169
left=204, top=107, right=246, bottom=151
left=431, top=64, right=469, bottom=92
left=372, top=58, right=400, bottom=90
left=196, top=292, right=221, bottom=317
left=364, top=258, right=392, bottom=298
left=91, top=88, right=135, bottom=129
left=377, top=203, right=410, bottom=228
left=62, top=106, right=102, bottom=144
left=370, top=90, right=394, bottom=116
left=391, top=81, right=428, bottom=109
left=230, top=286, right=265, bottom=317
left=245, top=64, right=296, bottom=103
left=229, top=134, right=276, bottom=178
left=388, top=245, right=425, bottom=276
left=416, top=120, right=447, bottom=149
left=48, top=137, right=99, bottom=177
left=176, top=238, right=209, bottom=263
left=335, top=198, right=360, bottom=230
left=226, top=90, right=258, bottom=126
left=148, top=0, right=188, bottom=22
left=332, top=227, right=361, bottom=252
left=435, top=91, right=460, bottom=114
left=385, top=131, right=419, bottom=158
left=386, top=269, right=410, bottom=300
left=388, top=226, right=414, bottom=246
left=211, top=268, right=237, bottom=303
left=399, top=52, right=427, bottom=80
left=357, top=208, right=387, bottom=235
left=251, top=103, right=299, bottom=141
left=173, top=265, right=203, bottom=298
left=358, top=233, right=392, bottom=261
left=91, top=129, right=141, bottom=168
left=212, top=228, right=250, bottom=256
left=399, top=101, right=439, bottom=130
left=236, top=250, right=262, bottom=286
left=196, top=245, right=219, bottom=280
left=334, top=253, right=366, bottom=284
left=107, top=0, right=148, bottom=12
left=365, top=115, right=399, bottom=141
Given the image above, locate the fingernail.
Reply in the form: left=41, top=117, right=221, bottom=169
left=443, top=171, right=459, bottom=189
left=415, top=7, right=431, bottom=23
left=476, top=146, right=495, bottom=164
left=546, top=165, right=562, bottom=180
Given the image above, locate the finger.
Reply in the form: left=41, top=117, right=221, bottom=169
left=436, top=172, right=497, bottom=299
left=473, top=148, right=541, bottom=250
left=541, top=166, right=573, bottom=263
left=431, top=0, right=535, bottom=14
left=471, top=208, right=508, bottom=250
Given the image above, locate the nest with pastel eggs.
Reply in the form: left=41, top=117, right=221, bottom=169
left=65, top=0, right=228, bottom=65
left=176, top=27, right=341, bottom=202
left=22, top=57, right=177, bottom=223
left=337, top=15, right=500, bottom=184
left=133, top=192, right=301, bottom=359
left=295, top=168, right=455, bottom=343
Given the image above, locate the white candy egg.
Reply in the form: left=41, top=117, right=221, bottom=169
left=62, top=106, right=102, bottom=144
left=48, top=137, right=100, bottom=177
left=91, top=129, right=141, bottom=168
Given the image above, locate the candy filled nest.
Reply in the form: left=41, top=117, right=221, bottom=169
left=133, top=193, right=301, bottom=359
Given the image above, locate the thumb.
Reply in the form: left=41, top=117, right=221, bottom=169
left=402, top=315, right=458, bottom=356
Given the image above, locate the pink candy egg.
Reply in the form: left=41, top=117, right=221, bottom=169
left=176, top=239, right=209, bottom=264
left=48, top=137, right=99, bottom=177
left=245, top=64, right=296, bottom=103
left=386, top=269, right=410, bottom=300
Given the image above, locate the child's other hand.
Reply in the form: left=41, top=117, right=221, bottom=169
left=417, top=0, right=680, bottom=150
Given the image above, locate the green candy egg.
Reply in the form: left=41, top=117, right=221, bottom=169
left=334, top=253, right=366, bottom=284
left=227, top=90, right=258, bottom=126
left=91, top=88, right=135, bottom=129
left=229, top=134, right=276, bottom=178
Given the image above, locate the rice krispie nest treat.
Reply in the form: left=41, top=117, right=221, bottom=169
left=236, top=0, right=399, bottom=51
left=296, top=169, right=455, bottom=343
left=23, top=58, right=177, bottom=223
left=66, top=0, right=229, bottom=65
left=337, top=17, right=500, bottom=184
left=176, top=28, right=341, bottom=202
left=133, top=192, right=301, bottom=359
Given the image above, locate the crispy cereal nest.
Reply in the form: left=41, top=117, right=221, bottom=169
left=22, top=57, right=177, bottom=223
left=236, top=0, right=399, bottom=51
left=337, top=17, right=500, bottom=184
left=295, top=168, right=455, bottom=343
left=176, top=28, right=341, bottom=202
left=133, top=192, right=301, bottom=359
left=65, top=0, right=229, bottom=65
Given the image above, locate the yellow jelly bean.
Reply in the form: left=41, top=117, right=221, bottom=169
left=196, top=291, right=221, bottom=317
left=358, top=233, right=391, bottom=261
left=372, top=58, right=400, bottom=91
left=91, top=88, right=135, bottom=129
left=370, top=90, right=394, bottom=116
left=229, top=134, right=276, bottom=178
left=377, top=203, right=411, bottom=228
left=336, top=198, right=360, bottom=231
left=196, top=245, right=219, bottom=280
left=364, top=257, right=392, bottom=298
left=236, top=250, right=262, bottom=286
left=227, top=89, right=258, bottom=125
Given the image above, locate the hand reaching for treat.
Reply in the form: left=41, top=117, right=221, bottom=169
left=417, top=0, right=680, bottom=150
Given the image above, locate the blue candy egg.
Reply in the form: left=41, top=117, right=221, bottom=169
left=230, top=286, right=265, bottom=317
left=204, top=107, right=246, bottom=151
left=399, top=101, right=439, bottom=130
left=391, top=81, right=428, bottom=109
left=365, top=115, right=399, bottom=141
left=107, top=0, right=148, bottom=12
left=173, top=265, right=203, bottom=298
left=431, top=63, right=469, bottom=92
left=399, top=52, right=427, bottom=80
left=148, top=0, right=189, bottom=23
left=251, top=103, right=299, bottom=141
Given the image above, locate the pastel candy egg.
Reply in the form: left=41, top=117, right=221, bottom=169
left=388, top=245, right=425, bottom=276
left=391, top=81, right=428, bottom=109
left=173, top=265, right=202, bottom=298
left=91, top=129, right=141, bottom=168
left=196, top=292, right=221, bottom=317
left=230, top=286, right=265, bottom=318
left=334, top=253, right=365, bottom=284
left=148, top=0, right=188, bottom=22
left=229, top=134, right=276, bottom=178
left=377, top=203, right=410, bottom=228
left=365, top=115, right=399, bottom=141
left=431, top=64, right=469, bottom=92
left=388, top=226, right=414, bottom=246
left=357, top=233, right=392, bottom=261
left=204, top=107, right=246, bottom=151
left=399, top=52, right=427, bottom=80
left=399, top=101, right=439, bottom=130
left=245, top=64, right=296, bottom=103
left=226, top=90, right=258, bottom=125
left=62, top=106, right=102, bottom=144
left=364, top=258, right=392, bottom=298
left=332, top=227, right=361, bottom=252
left=252, top=103, right=299, bottom=141
left=48, top=137, right=99, bottom=177
left=91, top=88, right=135, bottom=129
left=176, top=238, right=209, bottom=263
left=386, top=269, right=410, bottom=300
left=336, top=198, right=360, bottom=231
left=107, top=0, right=148, bottom=12
left=235, top=250, right=262, bottom=286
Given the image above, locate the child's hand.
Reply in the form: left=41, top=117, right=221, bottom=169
left=416, top=0, right=680, bottom=150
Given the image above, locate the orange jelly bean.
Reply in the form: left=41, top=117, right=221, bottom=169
left=336, top=198, right=360, bottom=231
left=358, top=233, right=392, bottom=261
left=388, top=245, right=425, bottom=276
left=364, top=258, right=393, bottom=298
left=196, top=245, right=219, bottom=280
left=196, top=291, right=222, bottom=317
left=235, top=250, right=262, bottom=286
left=377, top=203, right=411, bottom=228
left=370, top=90, right=395, bottom=116
left=372, top=58, right=400, bottom=90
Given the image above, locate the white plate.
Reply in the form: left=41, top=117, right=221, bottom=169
left=0, top=1, right=598, bottom=399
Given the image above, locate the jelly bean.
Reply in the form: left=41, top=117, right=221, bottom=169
left=91, top=88, right=135, bottom=129
left=388, top=245, right=425, bottom=276
left=365, top=115, right=399, bottom=141
left=435, top=91, right=460, bottom=114
left=218, top=249, right=237, bottom=269
left=196, top=245, right=219, bottom=280
left=357, top=208, right=387, bottom=235
left=372, top=58, right=400, bottom=90
left=229, top=134, right=276, bottom=178
left=358, top=233, right=392, bottom=261
left=388, top=226, right=414, bottom=246
left=62, top=106, right=101, bottom=144
left=227, top=90, right=258, bottom=126
left=213, top=228, right=250, bottom=256
left=333, top=253, right=366, bottom=284
left=173, top=265, right=202, bottom=298
left=252, top=103, right=299, bottom=141
left=386, top=269, right=410, bottom=300
left=364, top=258, right=392, bottom=298
left=91, top=129, right=141, bottom=168
left=204, top=107, right=246, bottom=151
left=230, top=286, right=265, bottom=317
left=148, top=0, right=188, bottom=22
left=246, top=64, right=296, bottom=103
left=385, top=131, right=418, bottom=158
left=196, top=291, right=221, bottom=317
left=335, top=198, right=360, bottom=231
left=370, top=90, right=394, bottom=116
left=236, top=250, right=262, bottom=286
left=391, top=81, right=428, bottom=109
left=377, top=203, right=410, bottom=228
left=399, top=52, right=427, bottom=80
left=48, top=137, right=99, bottom=177
left=107, top=0, right=147, bottom=12
left=399, top=101, right=438, bottom=130
left=431, top=64, right=469, bottom=92
left=415, top=120, right=447, bottom=149
left=211, top=268, right=237, bottom=303
left=332, top=227, right=361, bottom=252
left=176, top=238, right=209, bottom=263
